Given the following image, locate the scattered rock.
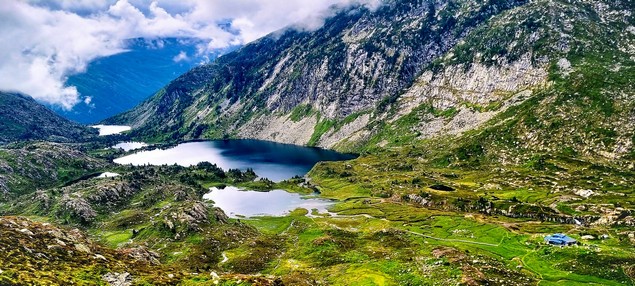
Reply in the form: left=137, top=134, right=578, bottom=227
left=74, top=243, right=91, bottom=254
left=102, top=272, right=132, bottom=286
left=54, top=238, right=66, bottom=247
left=557, top=58, right=572, bottom=75
left=574, top=189, right=595, bottom=198
left=47, top=245, right=63, bottom=251
left=19, top=228, right=34, bottom=236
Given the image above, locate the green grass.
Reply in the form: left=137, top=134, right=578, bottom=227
left=101, top=230, right=133, bottom=247
left=288, top=104, right=316, bottom=122
left=230, top=194, right=635, bottom=285
left=308, top=117, right=337, bottom=146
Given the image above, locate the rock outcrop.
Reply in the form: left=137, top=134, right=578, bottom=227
left=0, top=216, right=157, bottom=285
left=163, top=201, right=215, bottom=236
left=59, top=194, right=97, bottom=224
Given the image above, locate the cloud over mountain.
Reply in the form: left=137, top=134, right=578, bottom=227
left=0, top=0, right=380, bottom=109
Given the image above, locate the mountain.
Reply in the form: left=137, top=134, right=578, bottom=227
left=54, top=38, right=232, bottom=124
left=0, top=92, right=97, bottom=144
left=106, top=0, right=529, bottom=143
left=3, top=0, right=635, bottom=284
left=108, top=0, right=634, bottom=165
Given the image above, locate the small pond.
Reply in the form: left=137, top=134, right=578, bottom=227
left=91, top=125, right=131, bottom=136
left=97, top=172, right=120, bottom=178
left=112, top=142, right=148, bottom=151
left=203, top=186, right=333, bottom=218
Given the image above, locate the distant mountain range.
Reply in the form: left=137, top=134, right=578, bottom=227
left=53, top=38, right=234, bottom=124
left=0, top=92, right=96, bottom=143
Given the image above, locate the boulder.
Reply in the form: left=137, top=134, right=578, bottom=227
left=102, top=272, right=132, bottom=286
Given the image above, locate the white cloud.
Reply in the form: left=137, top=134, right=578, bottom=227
left=1, top=0, right=381, bottom=109
left=173, top=51, right=189, bottom=63
left=0, top=1, right=125, bottom=109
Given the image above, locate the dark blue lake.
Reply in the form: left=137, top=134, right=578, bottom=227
left=114, top=140, right=356, bottom=181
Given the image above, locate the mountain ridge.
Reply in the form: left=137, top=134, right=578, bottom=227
left=107, top=0, right=634, bottom=168
left=105, top=0, right=530, bottom=145
left=0, top=92, right=97, bottom=144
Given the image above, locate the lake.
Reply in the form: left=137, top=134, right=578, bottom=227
left=97, top=172, right=120, bottom=178
left=112, top=142, right=148, bottom=151
left=114, top=140, right=356, bottom=181
left=203, top=186, right=333, bottom=218
left=91, top=125, right=131, bottom=136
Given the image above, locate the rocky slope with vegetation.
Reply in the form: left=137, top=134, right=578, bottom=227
left=0, top=92, right=97, bottom=144
left=107, top=0, right=634, bottom=162
left=106, top=0, right=532, bottom=146
left=1, top=0, right=634, bottom=284
left=0, top=142, right=108, bottom=197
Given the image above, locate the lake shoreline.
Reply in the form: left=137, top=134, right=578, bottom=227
left=113, top=139, right=357, bottom=182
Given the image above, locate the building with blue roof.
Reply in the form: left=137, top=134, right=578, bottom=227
left=544, top=233, right=577, bottom=246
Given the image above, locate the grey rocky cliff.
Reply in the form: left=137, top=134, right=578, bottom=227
left=107, top=0, right=531, bottom=148
left=107, top=0, right=634, bottom=162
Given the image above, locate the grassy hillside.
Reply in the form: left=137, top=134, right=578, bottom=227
left=0, top=0, right=634, bottom=284
left=0, top=142, right=108, bottom=196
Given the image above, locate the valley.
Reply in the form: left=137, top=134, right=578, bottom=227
left=0, top=0, right=634, bottom=285
left=0, top=129, right=633, bottom=285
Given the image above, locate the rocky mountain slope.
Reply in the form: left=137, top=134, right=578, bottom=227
left=0, top=142, right=108, bottom=196
left=371, top=0, right=635, bottom=165
left=0, top=92, right=96, bottom=144
left=0, top=216, right=160, bottom=284
left=106, top=0, right=529, bottom=145
left=108, top=0, right=634, bottom=163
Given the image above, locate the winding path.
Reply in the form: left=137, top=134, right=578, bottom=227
left=405, top=230, right=500, bottom=247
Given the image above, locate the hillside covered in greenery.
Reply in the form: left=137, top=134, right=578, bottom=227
left=1, top=0, right=634, bottom=285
